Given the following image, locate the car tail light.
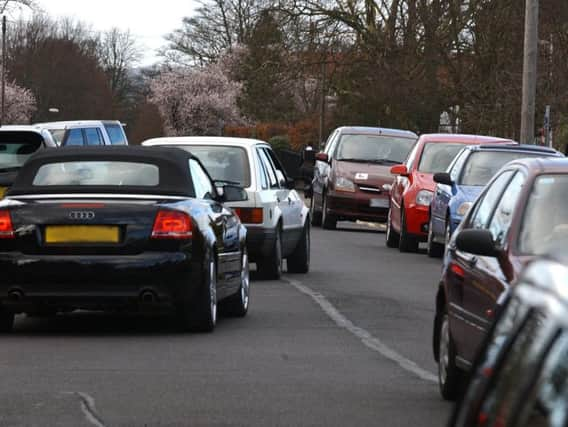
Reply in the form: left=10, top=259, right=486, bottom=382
left=0, top=210, right=14, bottom=239
left=234, top=208, right=263, bottom=224
left=151, top=210, right=192, bottom=239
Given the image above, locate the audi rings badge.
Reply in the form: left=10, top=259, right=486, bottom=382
left=69, top=211, right=95, bottom=220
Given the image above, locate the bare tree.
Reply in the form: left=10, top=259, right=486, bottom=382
left=98, top=28, right=141, bottom=103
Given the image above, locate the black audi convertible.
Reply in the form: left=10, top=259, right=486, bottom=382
left=0, top=146, right=250, bottom=332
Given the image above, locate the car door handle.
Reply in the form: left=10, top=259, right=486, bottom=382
left=277, top=196, right=281, bottom=203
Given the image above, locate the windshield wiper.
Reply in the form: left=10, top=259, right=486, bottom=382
left=0, top=166, right=21, bottom=173
left=336, top=158, right=369, bottom=163
left=368, top=159, right=400, bottom=165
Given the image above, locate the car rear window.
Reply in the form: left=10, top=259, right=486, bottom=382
left=335, top=134, right=416, bottom=164
left=104, top=124, right=127, bottom=145
left=460, top=151, right=545, bottom=186
left=32, top=161, right=159, bottom=186
left=418, top=143, right=465, bottom=174
left=176, top=145, right=251, bottom=187
left=0, top=134, right=43, bottom=172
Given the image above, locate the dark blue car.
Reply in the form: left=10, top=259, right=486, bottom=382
left=426, top=144, right=562, bottom=257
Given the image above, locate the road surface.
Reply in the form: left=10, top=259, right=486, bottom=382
left=0, top=222, right=452, bottom=426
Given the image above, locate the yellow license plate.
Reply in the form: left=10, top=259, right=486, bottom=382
left=45, top=225, right=120, bottom=244
left=0, top=187, right=6, bottom=199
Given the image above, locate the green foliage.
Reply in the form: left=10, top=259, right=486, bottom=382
left=268, top=135, right=291, bottom=151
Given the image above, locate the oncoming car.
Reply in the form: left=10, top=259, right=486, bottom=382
left=310, top=126, right=418, bottom=229
left=387, top=134, right=513, bottom=252
left=0, top=146, right=249, bottom=333
left=142, top=137, right=310, bottom=279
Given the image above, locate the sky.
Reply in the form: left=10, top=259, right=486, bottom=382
left=33, top=0, right=199, bottom=65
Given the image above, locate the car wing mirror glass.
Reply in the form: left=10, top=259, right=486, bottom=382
left=433, top=172, right=453, bottom=186
left=221, top=184, right=248, bottom=202
left=455, top=229, right=498, bottom=257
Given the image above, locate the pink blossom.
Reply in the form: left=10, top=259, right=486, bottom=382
left=149, top=63, right=244, bottom=136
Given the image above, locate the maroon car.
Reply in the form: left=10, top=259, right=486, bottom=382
left=310, top=126, right=417, bottom=229
left=433, top=157, right=568, bottom=400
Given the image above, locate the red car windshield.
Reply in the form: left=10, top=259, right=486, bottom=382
left=418, top=143, right=465, bottom=174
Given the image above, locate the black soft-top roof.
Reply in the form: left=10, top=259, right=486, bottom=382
left=7, top=146, right=197, bottom=197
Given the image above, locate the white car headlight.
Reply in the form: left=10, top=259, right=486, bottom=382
left=457, top=202, right=473, bottom=217
left=335, top=176, right=356, bottom=192
left=416, top=190, right=434, bottom=206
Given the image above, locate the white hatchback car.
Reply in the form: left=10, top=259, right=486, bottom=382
left=142, top=137, right=310, bottom=279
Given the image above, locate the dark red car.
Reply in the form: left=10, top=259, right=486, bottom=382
left=433, top=157, right=568, bottom=400
left=310, top=126, right=417, bottom=229
left=387, top=134, right=513, bottom=252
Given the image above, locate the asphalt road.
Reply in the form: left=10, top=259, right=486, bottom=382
left=0, top=222, right=451, bottom=427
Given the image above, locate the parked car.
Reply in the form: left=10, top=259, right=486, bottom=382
left=35, top=120, right=129, bottom=146
left=0, top=125, right=57, bottom=198
left=433, top=157, right=568, bottom=400
left=427, top=144, right=562, bottom=257
left=310, top=126, right=418, bottom=229
left=450, top=256, right=568, bottom=427
left=0, top=146, right=249, bottom=333
left=387, top=134, right=513, bottom=252
left=142, top=136, right=310, bottom=279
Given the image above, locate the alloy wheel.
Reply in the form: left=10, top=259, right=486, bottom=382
left=209, top=258, right=217, bottom=325
left=241, top=251, right=250, bottom=310
left=438, top=316, right=450, bottom=386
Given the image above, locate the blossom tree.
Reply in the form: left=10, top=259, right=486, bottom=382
left=3, top=81, right=36, bottom=124
left=149, top=63, right=243, bottom=136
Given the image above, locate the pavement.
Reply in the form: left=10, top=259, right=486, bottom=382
left=0, top=222, right=452, bottom=426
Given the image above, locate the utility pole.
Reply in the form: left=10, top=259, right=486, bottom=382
left=520, top=0, right=539, bottom=144
left=318, top=60, right=326, bottom=150
left=1, top=15, right=6, bottom=127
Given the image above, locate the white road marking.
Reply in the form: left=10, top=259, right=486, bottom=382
left=63, top=392, right=106, bottom=427
left=283, top=277, right=437, bottom=383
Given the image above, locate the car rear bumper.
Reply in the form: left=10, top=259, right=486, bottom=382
left=327, top=191, right=389, bottom=222
left=246, top=227, right=276, bottom=261
left=0, top=251, right=199, bottom=312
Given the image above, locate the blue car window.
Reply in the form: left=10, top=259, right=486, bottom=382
left=468, top=170, right=514, bottom=230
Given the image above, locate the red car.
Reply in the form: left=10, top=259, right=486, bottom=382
left=386, top=134, right=513, bottom=252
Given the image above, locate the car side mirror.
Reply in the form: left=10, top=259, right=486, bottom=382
left=315, top=152, right=329, bottom=163
left=218, top=184, right=248, bottom=202
left=455, top=229, right=498, bottom=257
left=390, top=164, right=408, bottom=176
left=433, top=172, right=453, bottom=186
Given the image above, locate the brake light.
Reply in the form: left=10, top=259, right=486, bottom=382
left=0, top=210, right=14, bottom=239
left=234, top=208, right=263, bottom=224
left=151, top=210, right=192, bottom=239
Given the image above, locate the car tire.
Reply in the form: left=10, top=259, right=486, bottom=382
left=444, top=220, right=452, bottom=247
left=310, top=195, right=322, bottom=226
left=257, top=227, right=283, bottom=280
left=385, top=208, right=399, bottom=248
left=438, top=313, right=464, bottom=400
left=322, top=194, right=337, bottom=230
left=287, top=222, right=310, bottom=274
left=427, top=215, right=444, bottom=258
left=222, top=248, right=250, bottom=317
left=398, top=207, right=418, bottom=253
left=0, top=308, right=14, bottom=333
left=179, top=252, right=217, bottom=332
